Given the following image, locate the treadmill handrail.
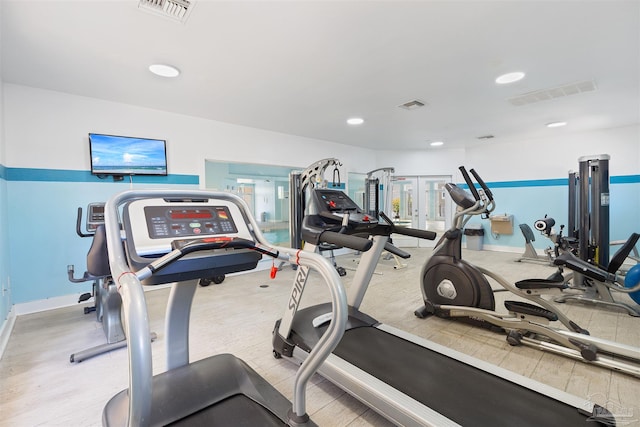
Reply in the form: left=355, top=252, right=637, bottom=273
left=104, top=189, right=348, bottom=426
left=379, top=211, right=437, bottom=240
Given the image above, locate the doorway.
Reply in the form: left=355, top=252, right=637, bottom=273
left=390, top=175, right=452, bottom=247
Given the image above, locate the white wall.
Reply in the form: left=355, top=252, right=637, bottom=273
left=374, top=148, right=464, bottom=178
left=464, top=125, right=639, bottom=181
left=0, top=1, right=12, bottom=343
left=3, top=84, right=376, bottom=176
left=378, top=125, right=639, bottom=183
left=1, top=83, right=377, bottom=308
left=383, top=125, right=640, bottom=249
left=1, top=83, right=639, bottom=308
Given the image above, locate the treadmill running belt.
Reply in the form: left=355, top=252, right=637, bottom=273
left=334, top=326, right=602, bottom=426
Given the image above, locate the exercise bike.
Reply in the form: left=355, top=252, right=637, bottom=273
left=415, top=166, right=640, bottom=378
left=67, top=203, right=127, bottom=363
left=67, top=203, right=156, bottom=363
left=517, top=216, right=578, bottom=265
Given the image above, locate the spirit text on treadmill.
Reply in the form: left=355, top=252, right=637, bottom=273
left=289, top=267, right=308, bottom=310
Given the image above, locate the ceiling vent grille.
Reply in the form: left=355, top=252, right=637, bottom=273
left=398, top=99, right=427, bottom=110
left=508, top=80, right=597, bottom=106
left=138, top=0, right=193, bottom=23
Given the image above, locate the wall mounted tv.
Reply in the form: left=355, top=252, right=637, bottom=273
left=89, top=133, right=167, bottom=176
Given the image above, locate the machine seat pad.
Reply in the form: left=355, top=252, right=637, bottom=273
left=515, top=278, right=567, bottom=290
left=504, top=300, right=558, bottom=321
left=86, top=225, right=111, bottom=278
left=554, top=253, right=609, bottom=282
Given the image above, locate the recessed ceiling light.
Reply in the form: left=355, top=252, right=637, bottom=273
left=546, top=121, right=567, bottom=128
left=149, top=64, right=180, bottom=78
left=430, top=141, right=444, bottom=147
left=347, top=117, right=364, bottom=125
left=495, top=71, right=525, bottom=84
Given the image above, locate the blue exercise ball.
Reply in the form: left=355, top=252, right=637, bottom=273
left=624, top=264, right=640, bottom=304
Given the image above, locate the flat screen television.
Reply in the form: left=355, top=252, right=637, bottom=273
left=89, top=133, right=168, bottom=176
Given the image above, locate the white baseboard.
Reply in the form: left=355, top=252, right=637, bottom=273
left=475, top=244, right=521, bottom=253
left=11, top=260, right=280, bottom=318
left=0, top=307, right=16, bottom=360
left=14, top=293, right=89, bottom=316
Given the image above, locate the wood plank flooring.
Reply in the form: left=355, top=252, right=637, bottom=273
left=1, top=248, right=638, bottom=426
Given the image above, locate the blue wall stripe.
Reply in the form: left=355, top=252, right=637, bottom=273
left=611, top=175, right=640, bottom=184
left=5, top=167, right=199, bottom=184
left=1, top=166, right=637, bottom=187
left=484, top=178, right=568, bottom=188
left=458, top=174, right=640, bottom=189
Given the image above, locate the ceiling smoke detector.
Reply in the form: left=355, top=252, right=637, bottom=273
left=138, top=0, right=193, bottom=23
left=398, top=99, right=427, bottom=111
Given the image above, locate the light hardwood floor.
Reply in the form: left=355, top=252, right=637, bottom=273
left=1, top=248, right=639, bottom=426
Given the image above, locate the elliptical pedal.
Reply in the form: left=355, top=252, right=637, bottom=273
left=504, top=300, right=558, bottom=322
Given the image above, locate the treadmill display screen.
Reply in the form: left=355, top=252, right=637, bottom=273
left=144, top=206, right=238, bottom=239
left=315, top=189, right=361, bottom=212
left=170, top=210, right=214, bottom=220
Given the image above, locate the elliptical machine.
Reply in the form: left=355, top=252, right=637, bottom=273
left=415, top=167, right=640, bottom=378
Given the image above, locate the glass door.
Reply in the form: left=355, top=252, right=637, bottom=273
left=391, top=175, right=452, bottom=247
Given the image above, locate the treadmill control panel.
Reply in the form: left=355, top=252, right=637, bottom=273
left=144, top=206, right=238, bottom=239
left=312, top=189, right=379, bottom=227
left=124, top=197, right=254, bottom=257
left=121, top=196, right=262, bottom=285
left=316, top=190, right=361, bottom=212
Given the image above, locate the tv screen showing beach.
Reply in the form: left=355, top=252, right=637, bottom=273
left=89, top=133, right=167, bottom=176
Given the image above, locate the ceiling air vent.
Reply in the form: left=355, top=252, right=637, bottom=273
left=477, top=135, right=495, bottom=140
left=508, top=80, right=597, bottom=107
left=138, top=0, right=193, bottom=23
left=398, top=99, right=427, bottom=111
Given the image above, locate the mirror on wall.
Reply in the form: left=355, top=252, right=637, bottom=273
left=204, top=160, right=299, bottom=247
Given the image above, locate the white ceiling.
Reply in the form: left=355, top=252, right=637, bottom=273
left=2, top=0, right=639, bottom=151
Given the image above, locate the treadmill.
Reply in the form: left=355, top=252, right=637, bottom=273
left=273, top=188, right=615, bottom=427
left=101, top=189, right=372, bottom=427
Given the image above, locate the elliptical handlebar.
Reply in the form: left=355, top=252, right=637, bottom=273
left=469, top=168, right=493, bottom=202
left=459, top=166, right=480, bottom=201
